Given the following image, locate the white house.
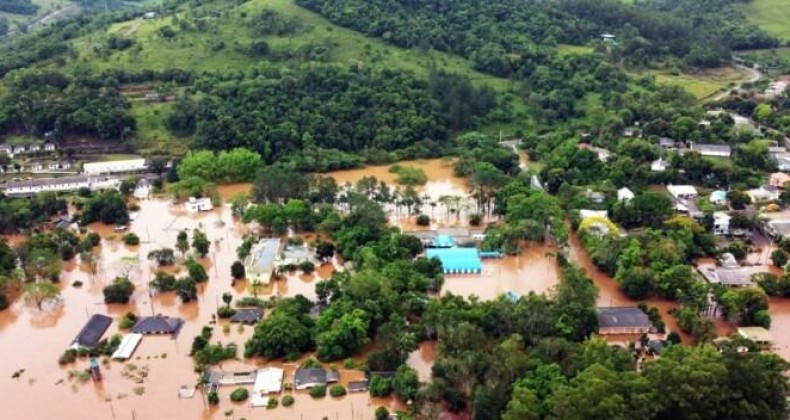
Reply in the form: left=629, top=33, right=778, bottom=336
left=601, top=33, right=616, bottom=43
left=579, top=209, right=609, bottom=220
left=591, top=147, right=612, bottom=162
left=12, top=145, right=26, bottom=154
left=184, top=197, right=213, bottom=213
left=713, top=212, right=731, bottom=235
left=0, top=144, right=11, bottom=155
left=244, top=238, right=281, bottom=285
left=143, top=11, right=158, bottom=19
left=667, top=185, right=698, bottom=200
left=43, top=143, right=56, bottom=152
left=28, top=144, right=41, bottom=153
left=746, top=185, right=780, bottom=203
left=651, top=158, right=669, bottom=172
left=82, top=159, right=147, bottom=175
left=617, top=187, right=634, bottom=203
left=30, top=163, right=44, bottom=172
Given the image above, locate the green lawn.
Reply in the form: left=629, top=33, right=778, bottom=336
left=557, top=44, right=594, bottom=55
left=740, top=0, right=790, bottom=41
left=627, top=66, right=746, bottom=99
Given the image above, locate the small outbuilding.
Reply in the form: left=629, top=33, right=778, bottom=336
left=617, top=187, right=634, bottom=203
left=667, top=184, right=698, bottom=200
left=738, top=327, right=773, bottom=348
left=348, top=380, right=369, bottom=392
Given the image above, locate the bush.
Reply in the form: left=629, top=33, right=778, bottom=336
left=369, top=375, right=393, bottom=397
left=85, top=232, right=101, bottom=247
left=103, top=277, right=135, bottom=304
left=230, top=388, right=249, bottom=402
left=207, top=391, right=219, bottom=405
left=469, top=213, right=483, bottom=226
left=753, top=309, right=771, bottom=328
left=415, top=214, right=430, bottom=226
left=298, top=261, right=315, bottom=274
left=309, top=385, right=327, bottom=398
left=231, top=261, right=245, bottom=279
left=266, top=397, right=278, bottom=409
left=329, top=384, right=347, bottom=397
left=771, top=249, right=788, bottom=268
left=58, top=349, right=77, bottom=365
left=119, top=312, right=138, bottom=329
left=375, top=407, right=389, bottom=420
left=281, top=395, right=295, bottom=407
left=217, top=306, right=237, bottom=318
left=123, top=233, right=140, bottom=246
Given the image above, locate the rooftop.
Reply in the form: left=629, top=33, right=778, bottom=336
left=72, top=314, right=112, bottom=348
left=230, top=308, right=263, bottom=324
left=738, top=326, right=773, bottom=343
left=244, top=238, right=281, bottom=277
left=690, top=143, right=732, bottom=155
left=131, top=315, right=183, bottom=335
left=697, top=266, right=753, bottom=287
left=597, top=307, right=652, bottom=329
left=667, top=185, right=698, bottom=197
left=425, top=247, right=482, bottom=274
left=294, top=368, right=327, bottom=388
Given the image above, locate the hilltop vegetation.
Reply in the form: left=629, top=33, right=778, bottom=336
left=740, top=0, right=790, bottom=42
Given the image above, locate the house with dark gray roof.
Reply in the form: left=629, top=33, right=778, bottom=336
left=72, top=314, right=112, bottom=348
left=294, top=368, right=327, bottom=390
left=597, top=307, right=653, bottom=335
left=131, top=315, right=183, bottom=335
left=229, top=308, right=263, bottom=324
left=348, top=380, right=369, bottom=392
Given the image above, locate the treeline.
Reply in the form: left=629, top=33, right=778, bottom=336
left=0, top=69, right=135, bottom=139
left=0, top=0, right=38, bottom=15
left=165, top=65, right=497, bottom=168
left=296, top=0, right=777, bottom=69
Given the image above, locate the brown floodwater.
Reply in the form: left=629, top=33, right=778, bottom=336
left=0, top=199, right=402, bottom=419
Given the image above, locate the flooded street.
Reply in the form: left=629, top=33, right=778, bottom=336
left=0, top=199, right=401, bottom=419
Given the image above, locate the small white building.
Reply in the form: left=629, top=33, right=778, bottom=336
left=43, top=143, right=56, bottom=152
left=29, top=144, right=41, bottom=153
left=184, top=197, right=213, bottom=213
left=30, top=163, right=44, bottom=172
left=601, top=33, right=616, bottom=43
left=83, top=159, right=147, bottom=175
left=580, top=209, right=609, bottom=220
left=617, top=187, right=634, bottom=203
left=12, top=145, right=26, bottom=154
left=0, top=144, right=11, bottom=155
left=667, top=185, right=698, bottom=200
left=713, top=212, right=731, bottom=235
left=651, top=158, right=668, bottom=172
left=709, top=190, right=728, bottom=206
left=591, top=147, right=612, bottom=162
left=143, top=11, right=158, bottom=19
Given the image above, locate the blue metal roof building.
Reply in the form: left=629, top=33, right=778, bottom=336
left=425, top=248, right=482, bottom=274
left=433, top=234, right=455, bottom=248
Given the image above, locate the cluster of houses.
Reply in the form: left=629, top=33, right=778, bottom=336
left=2, top=158, right=149, bottom=196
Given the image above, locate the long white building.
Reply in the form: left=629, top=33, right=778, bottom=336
left=3, top=175, right=121, bottom=196
left=83, top=159, right=147, bottom=175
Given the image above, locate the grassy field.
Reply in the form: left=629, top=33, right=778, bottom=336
left=0, top=0, right=71, bottom=24
left=557, top=44, right=594, bottom=55
left=628, top=66, right=746, bottom=99
left=740, top=0, right=790, bottom=41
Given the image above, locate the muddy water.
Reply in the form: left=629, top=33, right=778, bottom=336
left=0, top=199, right=400, bottom=420
left=407, top=341, right=437, bottom=382
left=440, top=245, right=560, bottom=301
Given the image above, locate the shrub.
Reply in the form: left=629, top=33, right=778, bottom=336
left=469, top=213, right=483, bottom=226
left=415, top=214, right=430, bottom=226
left=771, top=249, right=788, bottom=268
left=230, top=388, right=249, bottom=402
left=329, top=384, right=346, bottom=397
left=369, top=375, right=393, bottom=397
left=231, top=261, right=245, bottom=279
left=281, top=395, right=295, bottom=407
left=103, top=277, right=135, bottom=304
left=375, top=406, right=389, bottom=420
left=309, top=385, right=327, bottom=398
left=266, top=397, right=278, bottom=409
left=119, top=312, right=138, bottom=329
left=72, top=280, right=83, bottom=288
left=217, top=306, right=237, bottom=319
left=85, top=232, right=101, bottom=247
left=58, top=349, right=77, bottom=365
left=123, top=233, right=140, bottom=246
left=222, top=324, right=231, bottom=334
left=298, top=261, right=315, bottom=274
left=207, top=391, right=219, bottom=405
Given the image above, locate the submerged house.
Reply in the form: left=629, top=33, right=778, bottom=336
left=72, top=314, right=113, bottom=348
left=294, top=368, right=328, bottom=390
left=244, top=238, right=281, bottom=285
left=229, top=308, right=263, bottom=324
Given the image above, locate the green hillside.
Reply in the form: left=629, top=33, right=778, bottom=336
left=740, top=0, right=790, bottom=41
left=71, top=0, right=515, bottom=90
